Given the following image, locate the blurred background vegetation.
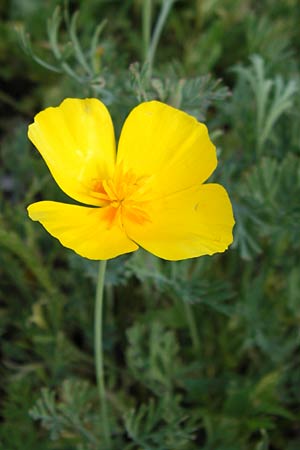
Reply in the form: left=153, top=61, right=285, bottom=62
left=1, top=0, right=300, bottom=449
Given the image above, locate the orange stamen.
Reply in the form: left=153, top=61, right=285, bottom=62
left=91, top=164, right=152, bottom=227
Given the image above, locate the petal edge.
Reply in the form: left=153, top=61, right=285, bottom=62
left=28, top=98, right=116, bottom=206
left=28, top=201, right=138, bottom=260
left=124, top=183, right=234, bottom=261
left=117, top=101, right=217, bottom=197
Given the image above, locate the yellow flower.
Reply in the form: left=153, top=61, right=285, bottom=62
left=27, top=98, right=234, bottom=260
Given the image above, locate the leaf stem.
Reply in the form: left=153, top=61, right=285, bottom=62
left=183, top=301, right=201, bottom=354
left=146, top=0, right=175, bottom=78
left=94, top=260, right=111, bottom=448
left=171, top=262, right=201, bottom=354
left=143, top=0, right=152, bottom=62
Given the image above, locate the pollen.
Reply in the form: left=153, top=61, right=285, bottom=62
left=91, top=163, right=152, bottom=227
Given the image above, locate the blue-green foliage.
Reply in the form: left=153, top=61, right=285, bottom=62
left=1, top=1, right=300, bottom=449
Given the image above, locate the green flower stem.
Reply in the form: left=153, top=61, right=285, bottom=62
left=94, top=260, right=111, bottom=448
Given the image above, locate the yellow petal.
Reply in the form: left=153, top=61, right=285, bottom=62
left=117, top=101, right=217, bottom=197
left=28, top=98, right=116, bottom=206
left=28, top=201, right=138, bottom=260
left=124, top=184, right=234, bottom=261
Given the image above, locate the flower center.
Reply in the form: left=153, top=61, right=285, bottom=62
left=91, top=164, right=152, bottom=227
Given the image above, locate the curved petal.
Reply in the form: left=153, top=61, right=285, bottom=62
left=28, top=201, right=138, bottom=260
left=124, top=184, right=234, bottom=261
left=117, top=101, right=217, bottom=197
left=28, top=98, right=116, bottom=206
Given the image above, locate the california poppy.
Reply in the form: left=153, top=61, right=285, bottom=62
left=28, top=98, right=234, bottom=260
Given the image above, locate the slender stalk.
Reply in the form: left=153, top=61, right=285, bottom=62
left=171, top=262, right=201, bottom=354
left=146, top=0, right=175, bottom=78
left=94, top=260, right=111, bottom=448
left=143, top=0, right=152, bottom=62
left=183, top=301, right=201, bottom=354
